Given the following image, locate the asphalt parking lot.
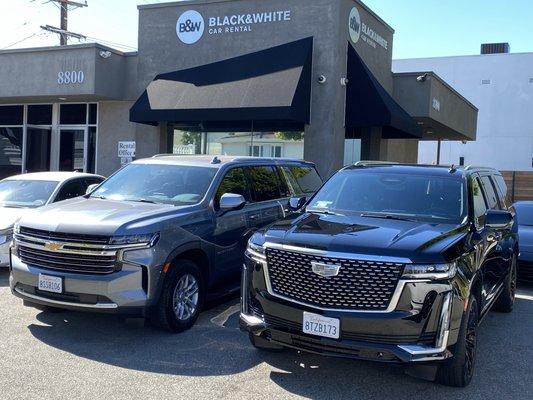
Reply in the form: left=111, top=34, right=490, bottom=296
left=0, top=270, right=531, bottom=400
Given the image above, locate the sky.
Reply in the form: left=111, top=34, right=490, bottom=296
left=0, top=0, right=532, bottom=59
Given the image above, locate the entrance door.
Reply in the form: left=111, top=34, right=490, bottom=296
left=25, top=126, right=52, bottom=173
left=59, top=128, right=86, bottom=171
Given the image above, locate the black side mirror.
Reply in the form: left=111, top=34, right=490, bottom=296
left=485, top=210, right=513, bottom=230
left=288, top=196, right=307, bottom=211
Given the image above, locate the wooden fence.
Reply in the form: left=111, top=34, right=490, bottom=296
left=501, top=171, right=533, bottom=202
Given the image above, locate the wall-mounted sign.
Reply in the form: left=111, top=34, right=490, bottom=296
left=349, top=7, right=388, bottom=50
left=57, top=70, right=85, bottom=85
left=176, top=9, right=292, bottom=44
left=432, top=98, right=441, bottom=112
left=118, top=141, right=136, bottom=158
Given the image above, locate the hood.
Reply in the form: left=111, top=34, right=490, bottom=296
left=263, top=212, right=469, bottom=263
left=0, top=206, right=33, bottom=231
left=17, top=197, right=196, bottom=236
left=518, top=225, right=533, bottom=253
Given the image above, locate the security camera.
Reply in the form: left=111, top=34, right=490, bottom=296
left=340, top=77, right=349, bottom=86
left=317, top=75, right=327, bottom=84
left=99, top=50, right=112, bottom=59
left=416, top=73, right=428, bottom=82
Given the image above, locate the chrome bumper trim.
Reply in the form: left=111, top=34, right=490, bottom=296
left=14, top=287, right=119, bottom=309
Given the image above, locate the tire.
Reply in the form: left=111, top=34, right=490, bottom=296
left=248, top=333, right=284, bottom=352
left=493, top=253, right=517, bottom=313
left=150, top=259, right=204, bottom=333
left=435, top=295, right=479, bottom=387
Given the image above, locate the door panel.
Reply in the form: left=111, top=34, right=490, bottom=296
left=26, top=127, right=51, bottom=173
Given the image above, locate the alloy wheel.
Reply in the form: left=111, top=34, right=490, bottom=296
left=172, top=274, right=200, bottom=321
left=510, top=256, right=517, bottom=300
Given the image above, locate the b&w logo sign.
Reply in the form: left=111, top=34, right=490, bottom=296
left=349, top=7, right=361, bottom=44
left=176, top=10, right=205, bottom=44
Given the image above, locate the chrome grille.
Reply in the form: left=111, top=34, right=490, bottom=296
left=15, top=228, right=117, bottom=274
left=265, top=248, right=405, bottom=311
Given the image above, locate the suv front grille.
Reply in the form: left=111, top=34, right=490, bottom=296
left=15, top=228, right=117, bottom=274
left=265, top=248, right=405, bottom=311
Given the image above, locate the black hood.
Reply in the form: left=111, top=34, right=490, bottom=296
left=262, top=212, right=470, bottom=263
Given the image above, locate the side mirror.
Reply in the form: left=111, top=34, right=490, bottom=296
left=219, top=193, right=246, bottom=212
left=485, top=210, right=513, bottom=230
left=86, top=183, right=99, bottom=195
left=288, top=196, right=307, bottom=211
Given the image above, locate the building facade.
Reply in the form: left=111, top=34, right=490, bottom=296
left=393, top=48, right=533, bottom=171
left=0, top=0, right=477, bottom=179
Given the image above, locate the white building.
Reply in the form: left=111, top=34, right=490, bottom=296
left=393, top=45, right=533, bottom=172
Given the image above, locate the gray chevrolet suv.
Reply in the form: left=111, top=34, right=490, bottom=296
left=10, top=155, right=322, bottom=332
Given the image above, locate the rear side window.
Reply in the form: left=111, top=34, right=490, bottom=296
left=287, top=165, right=322, bottom=193
left=248, top=166, right=283, bottom=202
left=55, top=179, right=86, bottom=202
left=480, top=176, right=500, bottom=210
left=471, top=177, right=487, bottom=223
left=493, top=175, right=510, bottom=208
left=215, top=168, right=250, bottom=208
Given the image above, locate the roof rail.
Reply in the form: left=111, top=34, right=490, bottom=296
left=354, top=160, right=400, bottom=167
left=464, top=165, right=496, bottom=171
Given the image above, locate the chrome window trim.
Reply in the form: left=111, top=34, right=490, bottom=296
left=259, top=242, right=423, bottom=314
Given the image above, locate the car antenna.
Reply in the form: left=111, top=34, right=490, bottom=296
left=211, top=156, right=221, bottom=164
left=448, top=164, right=457, bottom=173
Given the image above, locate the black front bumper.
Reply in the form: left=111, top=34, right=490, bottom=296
left=241, top=254, right=463, bottom=364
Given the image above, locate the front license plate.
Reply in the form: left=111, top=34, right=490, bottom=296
left=302, top=311, right=340, bottom=339
left=38, top=274, right=63, bottom=294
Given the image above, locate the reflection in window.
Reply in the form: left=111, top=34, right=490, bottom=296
left=248, top=166, right=283, bottom=202
left=215, top=167, right=249, bottom=208
left=171, top=129, right=304, bottom=159
left=0, top=127, right=23, bottom=179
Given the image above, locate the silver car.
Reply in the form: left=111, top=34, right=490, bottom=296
left=0, top=172, right=104, bottom=267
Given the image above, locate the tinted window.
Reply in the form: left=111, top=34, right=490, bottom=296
left=472, top=177, right=487, bottom=222
left=493, top=175, right=510, bottom=208
left=515, top=203, right=533, bottom=226
left=0, top=127, right=22, bottom=179
left=281, top=166, right=303, bottom=195
left=215, top=168, right=250, bottom=208
left=27, top=105, right=52, bottom=125
left=89, top=104, right=98, bottom=125
left=0, top=105, right=23, bottom=125
left=248, top=166, right=283, bottom=202
left=0, top=179, right=58, bottom=208
left=289, top=166, right=322, bottom=193
left=60, top=104, right=87, bottom=125
left=92, top=164, right=216, bottom=206
left=55, top=179, right=86, bottom=202
left=480, top=176, right=500, bottom=210
left=308, top=171, right=466, bottom=223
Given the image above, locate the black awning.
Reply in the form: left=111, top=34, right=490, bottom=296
left=130, top=38, right=313, bottom=131
left=345, top=44, right=422, bottom=139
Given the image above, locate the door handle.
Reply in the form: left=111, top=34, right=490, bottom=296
left=249, top=214, right=259, bottom=220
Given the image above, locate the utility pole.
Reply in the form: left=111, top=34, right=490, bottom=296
left=42, top=0, right=88, bottom=45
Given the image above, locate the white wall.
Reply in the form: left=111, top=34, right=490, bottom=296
left=393, top=52, right=533, bottom=171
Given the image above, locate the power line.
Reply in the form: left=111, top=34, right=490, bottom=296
left=1, top=31, right=43, bottom=50
left=42, top=0, right=87, bottom=45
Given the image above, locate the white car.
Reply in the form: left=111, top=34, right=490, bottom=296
left=0, top=172, right=105, bottom=267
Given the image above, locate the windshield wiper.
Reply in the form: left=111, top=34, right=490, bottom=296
left=360, top=212, right=417, bottom=222
left=308, top=208, right=344, bottom=216
left=124, top=198, right=156, bottom=204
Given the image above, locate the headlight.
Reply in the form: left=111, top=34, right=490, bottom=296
left=246, top=235, right=266, bottom=261
left=0, top=228, right=13, bottom=245
left=109, top=233, right=159, bottom=247
left=402, top=261, right=457, bottom=280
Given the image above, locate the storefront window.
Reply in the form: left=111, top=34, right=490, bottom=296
left=0, top=127, right=23, bottom=180
left=27, top=105, right=53, bottom=125
left=60, top=104, right=87, bottom=125
left=87, top=127, right=97, bottom=173
left=171, top=128, right=304, bottom=159
left=26, top=127, right=51, bottom=173
left=0, top=106, right=23, bottom=126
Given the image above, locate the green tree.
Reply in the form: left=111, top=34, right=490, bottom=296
left=274, top=131, right=304, bottom=141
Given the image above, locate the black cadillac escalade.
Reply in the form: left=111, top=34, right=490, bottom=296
left=240, top=162, right=518, bottom=387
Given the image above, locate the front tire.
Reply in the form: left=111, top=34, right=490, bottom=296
left=150, top=260, right=204, bottom=333
left=493, top=253, right=517, bottom=313
left=435, top=295, right=479, bottom=387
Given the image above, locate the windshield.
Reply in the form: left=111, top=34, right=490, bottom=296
left=515, top=203, right=533, bottom=226
left=308, top=170, right=466, bottom=224
left=0, top=180, right=59, bottom=208
left=91, top=163, right=217, bottom=206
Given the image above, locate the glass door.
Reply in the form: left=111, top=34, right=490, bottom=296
left=25, top=126, right=52, bottom=173
left=59, top=128, right=86, bottom=171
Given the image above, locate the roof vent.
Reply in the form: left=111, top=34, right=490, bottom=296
left=481, top=43, right=510, bottom=54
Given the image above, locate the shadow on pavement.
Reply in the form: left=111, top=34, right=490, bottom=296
left=26, top=285, right=532, bottom=399
left=0, top=269, right=9, bottom=287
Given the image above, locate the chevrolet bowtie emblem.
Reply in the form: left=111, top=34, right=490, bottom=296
left=44, top=242, right=63, bottom=251
left=311, top=261, right=341, bottom=277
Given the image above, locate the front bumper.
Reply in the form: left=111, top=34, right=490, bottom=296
left=241, top=254, right=464, bottom=364
left=10, top=252, right=149, bottom=315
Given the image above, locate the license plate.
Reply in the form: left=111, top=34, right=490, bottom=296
left=38, top=274, right=63, bottom=294
left=302, top=311, right=340, bottom=339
